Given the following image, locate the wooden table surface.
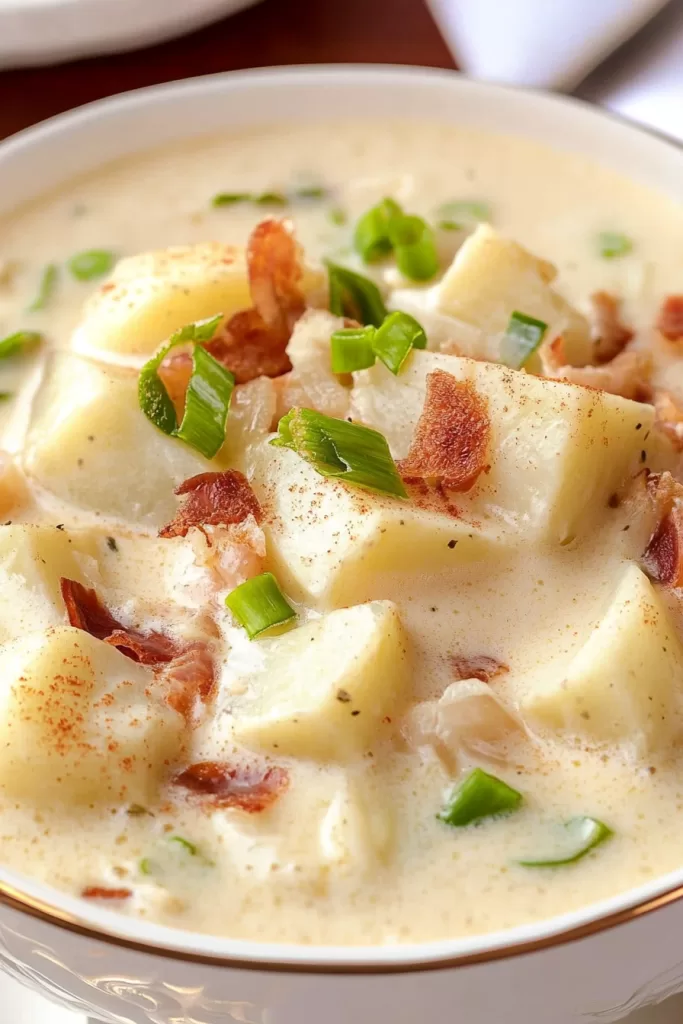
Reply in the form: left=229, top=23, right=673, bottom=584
left=0, top=0, right=456, bottom=141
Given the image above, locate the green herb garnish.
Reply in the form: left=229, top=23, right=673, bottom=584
left=212, top=192, right=251, bottom=207
left=389, top=213, right=439, bottom=281
left=330, top=325, right=377, bottom=374
left=295, top=186, right=328, bottom=200
left=438, top=768, right=523, bottom=827
left=372, top=310, right=427, bottom=374
left=226, top=571, right=297, bottom=640
left=0, top=330, right=41, bottom=359
left=499, top=311, right=548, bottom=369
left=27, top=263, right=58, bottom=311
left=598, top=231, right=633, bottom=260
left=436, top=199, right=491, bottom=224
left=353, top=197, right=403, bottom=263
left=518, top=817, right=613, bottom=868
left=437, top=220, right=462, bottom=231
left=272, top=407, right=407, bottom=499
left=327, top=263, right=387, bottom=327
left=328, top=207, right=348, bottom=226
left=68, top=249, right=116, bottom=281
left=254, top=191, right=289, bottom=206
left=0, top=392, right=12, bottom=402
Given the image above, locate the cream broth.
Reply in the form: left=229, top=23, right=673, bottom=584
left=0, top=121, right=682, bottom=945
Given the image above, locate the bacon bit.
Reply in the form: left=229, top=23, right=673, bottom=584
left=450, top=654, right=509, bottom=683
left=163, top=643, right=216, bottom=725
left=205, top=309, right=292, bottom=385
left=173, top=760, right=289, bottom=812
left=157, top=350, right=193, bottom=421
left=642, top=504, right=683, bottom=587
left=656, top=295, right=683, bottom=342
left=82, top=886, right=132, bottom=901
left=654, top=390, right=683, bottom=452
left=398, top=370, right=490, bottom=491
left=590, top=291, right=634, bottom=364
left=60, top=578, right=181, bottom=665
left=540, top=344, right=652, bottom=402
left=159, top=470, right=262, bottom=540
left=247, top=218, right=306, bottom=335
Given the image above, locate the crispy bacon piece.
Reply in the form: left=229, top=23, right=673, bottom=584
left=60, top=578, right=181, bottom=665
left=398, top=370, right=490, bottom=491
left=590, top=291, right=634, bottom=364
left=654, top=390, right=683, bottom=452
left=82, top=886, right=132, bottom=901
left=157, top=350, right=193, bottom=421
left=247, top=217, right=306, bottom=335
left=206, top=309, right=292, bottom=385
left=656, top=295, right=683, bottom=342
left=540, top=341, right=652, bottom=402
left=173, top=760, right=289, bottom=812
left=642, top=502, right=683, bottom=587
left=159, top=470, right=262, bottom=540
left=163, top=643, right=216, bottom=725
left=450, top=654, right=509, bottom=683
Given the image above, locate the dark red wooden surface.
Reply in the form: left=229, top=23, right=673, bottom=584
left=0, top=0, right=456, bottom=140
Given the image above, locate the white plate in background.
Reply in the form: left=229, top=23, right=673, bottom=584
left=0, top=0, right=261, bottom=70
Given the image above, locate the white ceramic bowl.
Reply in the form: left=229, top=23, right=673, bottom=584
left=2, top=66, right=683, bottom=1024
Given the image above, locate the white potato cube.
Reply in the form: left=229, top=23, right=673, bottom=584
left=248, top=439, right=507, bottom=606
left=23, top=355, right=209, bottom=527
left=524, top=565, right=683, bottom=753
left=351, top=350, right=652, bottom=544
left=0, top=626, right=185, bottom=805
left=229, top=601, right=410, bottom=759
left=318, top=774, right=395, bottom=870
left=434, top=225, right=592, bottom=366
left=0, top=524, right=99, bottom=644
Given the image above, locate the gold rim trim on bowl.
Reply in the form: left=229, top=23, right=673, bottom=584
left=1, top=875, right=683, bottom=973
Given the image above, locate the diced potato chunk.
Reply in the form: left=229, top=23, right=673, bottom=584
left=72, top=242, right=326, bottom=359
left=434, top=225, right=592, bottom=366
left=248, top=438, right=507, bottom=606
left=229, top=601, right=410, bottom=759
left=0, top=626, right=185, bottom=804
left=23, top=355, right=209, bottom=527
left=0, top=524, right=99, bottom=643
left=318, top=774, right=395, bottom=869
left=523, top=565, right=683, bottom=753
left=351, top=350, right=652, bottom=543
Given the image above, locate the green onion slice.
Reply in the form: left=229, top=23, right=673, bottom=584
left=438, top=768, right=523, bottom=827
left=169, top=835, right=199, bottom=857
left=0, top=392, right=12, bottom=402
left=328, top=207, right=348, bottom=226
left=212, top=192, right=251, bottom=207
left=372, top=311, right=427, bottom=375
left=353, top=197, right=403, bottom=263
left=598, top=231, right=633, bottom=260
left=331, top=325, right=376, bottom=373
left=68, top=249, right=116, bottom=281
left=295, top=185, right=328, bottom=200
left=518, top=817, right=613, bottom=868
left=437, top=220, right=462, bottom=232
left=254, top=191, right=289, bottom=206
left=436, top=199, right=491, bottom=224
left=500, top=311, right=548, bottom=369
left=327, top=263, right=387, bottom=327
left=138, top=314, right=234, bottom=459
left=0, top=330, right=41, bottom=359
left=27, top=263, right=58, bottom=312
left=226, top=571, right=297, bottom=640
left=389, top=214, right=439, bottom=282
left=272, top=407, right=408, bottom=499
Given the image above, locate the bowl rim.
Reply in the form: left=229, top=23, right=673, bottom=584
left=2, top=62, right=683, bottom=973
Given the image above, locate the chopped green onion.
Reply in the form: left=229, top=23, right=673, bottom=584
left=328, top=207, right=348, bottom=226
left=436, top=199, right=491, bottom=224
left=437, top=220, right=462, bottom=232
left=68, top=249, right=116, bottom=281
left=438, top=768, right=523, bottom=827
left=353, top=197, right=403, bottom=263
left=331, top=325, right=376, bottom=373
left=138, top=314, right=234, bottom=459
left=212, top=192, right=251, bottom=207
left=226, top=571, right=297, bottom=640
left=389, top=214, right=439, bottom=282
left=272, top=407, right=408, bottom=499
left=598, top=231, right=633, bottom=260
left=0, top=330, right=41, bottom=359
left=254, top=191, right=289, bottom=206
left=295, top=186, right=328, bottom=200
left=127, top=803, right=151, bottom=816
left=169, top=835, right=198, bottom=857
left=500, top=311, right=548, bottom=369
left=327, top=263, right=387, bottom=327
left=0, top=392, right=12, bottom=402
left=27, top=263, right=58, bottom=312
left=518, top=817, right=613, bottom=868
left=139, top=857, right=153, bottom=875
left=372, top=311, right=427, bottom=375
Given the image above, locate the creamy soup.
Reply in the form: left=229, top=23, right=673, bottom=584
left=1, top=121, right=683, bottom=946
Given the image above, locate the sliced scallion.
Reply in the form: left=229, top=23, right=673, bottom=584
left=518, top=817, right=613, bottom=868
left=0, top=330, right=41, bottom=359
left=226, top=571, right=297, bottom=640
left=353, top=197, right=403, bottom=263
left=330, top=325, right=376, bottom=373
left=327, top=263, right=387, bottom=327
left=0, top=392, right=12, bottom=402
left=598, top=231, right=633, bottom=260
left=272, top=407, right=407, bottom=498
left=437, top=220, right=462, bottom=232
left=27, top=263, right=58, bottom=312
left=169, top=835, right=199, bottom=857
left=372, top=310, right=427, bottom=375
left=389, top=214, right=439, bottom=281
left=212, top=192, right=251, bottom=207
left=328, top=207, right=348, bottom=226
left=438, top=768, right=523, bottom=827
left=436, top=199, right=491, bottom=224
left=254, top=191, right=289, bottom=206
left=500, top=311, right=548, bottom=369
left=295, top=185, right=328, bottom=200
left=138, top=314, right=234, bottom=459
left=68, top=249, right=116, bottom=281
